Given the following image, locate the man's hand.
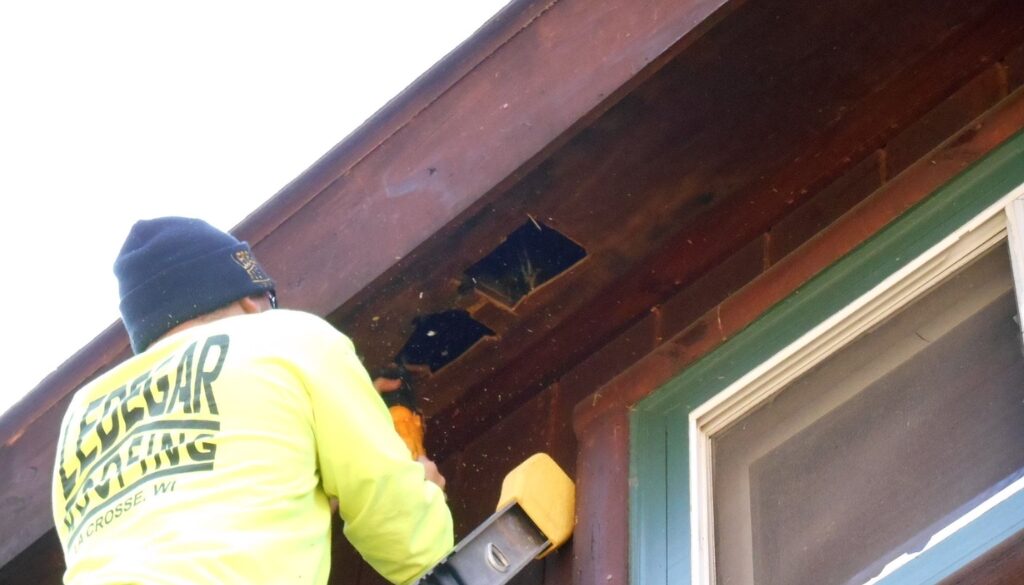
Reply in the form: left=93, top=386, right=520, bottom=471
left=418, top=456, right=446, bottom=492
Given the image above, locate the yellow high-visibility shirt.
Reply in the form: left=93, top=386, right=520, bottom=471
left=52, top=309, right=453, bottom=585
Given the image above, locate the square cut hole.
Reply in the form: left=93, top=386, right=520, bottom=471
left=394, top=310, right=495, bottom=372
left=463, top=220, right=586, bottom=307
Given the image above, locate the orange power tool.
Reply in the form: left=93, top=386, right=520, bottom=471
left=375, top=364, right=426, bottom=460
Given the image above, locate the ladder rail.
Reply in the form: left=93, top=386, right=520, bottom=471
left=417, top=502, right=549, bottom=585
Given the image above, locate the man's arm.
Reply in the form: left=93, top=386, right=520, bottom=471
left=372, top=376, right=446, bottom=490
left=304, top=331, right=453, bottom=585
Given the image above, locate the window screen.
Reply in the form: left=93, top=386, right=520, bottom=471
left=711, top=244, right=1024, bottom=585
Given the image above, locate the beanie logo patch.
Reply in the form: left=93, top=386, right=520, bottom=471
left=232, top=250, right=272, bottom=285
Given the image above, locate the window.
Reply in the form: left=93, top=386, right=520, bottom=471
left=703, top=242, right=1024, bottom=585
left=631, top=132, right=1024, bottom=585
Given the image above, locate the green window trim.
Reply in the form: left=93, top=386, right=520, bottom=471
left=630, top=129, right=1024, bottom=585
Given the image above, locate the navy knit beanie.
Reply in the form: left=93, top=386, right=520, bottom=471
left=114, top=217, right=275, bottom=354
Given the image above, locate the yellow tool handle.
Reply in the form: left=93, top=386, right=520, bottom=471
left=389, top=405, right=425, bottom=460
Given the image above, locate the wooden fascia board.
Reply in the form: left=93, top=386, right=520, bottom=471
left=238, top=0, right=735, bottom=318
left=0, top=0, right=735, bottom=568
left=230, top=0, right=556, bottom=246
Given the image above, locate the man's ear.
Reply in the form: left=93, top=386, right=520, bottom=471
left=239, top=296, right=264, bottom=314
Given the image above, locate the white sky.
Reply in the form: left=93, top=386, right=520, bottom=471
left=0, top=1, right=510, bottom=417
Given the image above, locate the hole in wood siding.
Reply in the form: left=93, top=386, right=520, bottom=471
left=463, top=220, right=586, bottom=307
left=395, top=310, right=495, bottom=372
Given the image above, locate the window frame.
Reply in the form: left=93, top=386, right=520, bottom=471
left=630, top=129, right=1024, bottom=585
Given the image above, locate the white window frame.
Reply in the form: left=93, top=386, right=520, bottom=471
left=688, top=181, right=1024, bottom=585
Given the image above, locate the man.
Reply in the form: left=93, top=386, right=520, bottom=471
left=51, top=217, right=453, bottom=585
